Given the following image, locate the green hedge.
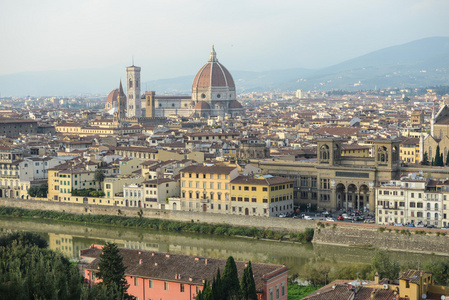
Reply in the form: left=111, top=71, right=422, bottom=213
left=0, top=207, right=314, bottom=243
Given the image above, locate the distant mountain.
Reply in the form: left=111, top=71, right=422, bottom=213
left=0, top=37, right=448, bottom=97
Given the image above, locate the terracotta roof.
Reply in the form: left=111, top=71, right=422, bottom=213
left=192, top=48, right=235, bottom=89
left=229, top=100, right=243, bottom=109
left=106, top=89, right=119, bottom=104
left=231, top=175, right=293, bottom=186
left=194, top=101, right=211, bottom=110
left=180, top=165, right=236, bottom=174
left=81, top=246, right=286, bottom=292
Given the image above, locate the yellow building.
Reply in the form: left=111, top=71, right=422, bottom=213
left=230, top=175, right=294, bottom=217
left=341, top=144, right=371, bottom=157
left=180, top=165, right=239, bottom=213
left=400, top=137, right=420, bottom=163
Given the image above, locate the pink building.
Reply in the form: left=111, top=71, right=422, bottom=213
left=81, top=244, right=288, bottom=300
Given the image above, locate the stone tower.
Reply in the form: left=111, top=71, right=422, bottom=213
left=145, top=91, right=156, bottom=118
left=126, top=64, right=141, bottom=117
left=117, top=81, right=127, bottom=120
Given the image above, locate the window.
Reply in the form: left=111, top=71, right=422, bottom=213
left=263, top=187, right=268, bottom=192
left=252, top=187, right=256, bottom=191
left=180, top=284, right=184, bottom=292
left=134, top=278, right=138, bottom=286
left=244, top=186, right=249, bottom=191
left=164, top=282, right=169, bottom=290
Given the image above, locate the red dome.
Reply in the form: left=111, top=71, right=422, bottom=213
left=194, top=101, right=211, bottom=110
left=229, top=100, right=243, bottom=109
left=106, top=89, right=119, bottom=103
left=192, top=47, right=235, bottom=89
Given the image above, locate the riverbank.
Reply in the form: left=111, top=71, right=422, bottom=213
left=0, top=206, right=314, bottom=243
left=313, top=221, right=449, bottom=256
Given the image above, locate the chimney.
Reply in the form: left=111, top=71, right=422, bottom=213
left=205, top=259, right=208, bottom=265
left=139, top=259, right=143, bottom=265
left=152, top=252, right=155, bottom=256
left=166, top=254, right=170, bottom=258
left=138, top=251, right=141, bottom=255
left=154, top=263, right=158, bottom=266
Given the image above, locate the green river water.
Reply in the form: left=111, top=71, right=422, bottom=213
left=0, top=216, right=447, bottom=278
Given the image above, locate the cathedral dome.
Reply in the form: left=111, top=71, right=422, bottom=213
left=106, top=89, right=119, bottom=103
left=194, top=101, right=211, bottom=110
left=192, top=46, right=235, bottom=90
left=229, top=100, right=243, bottom=109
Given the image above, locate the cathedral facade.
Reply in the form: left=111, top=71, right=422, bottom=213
left=106, top=46, right=243, bottom=118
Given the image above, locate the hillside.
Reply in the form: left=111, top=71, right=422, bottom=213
left=0, top=37, right=448, bottom=97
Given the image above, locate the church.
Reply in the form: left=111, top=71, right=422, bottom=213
left=105, top=46, right=244, bottom=119
left=421, top=103, right=449, bottom=163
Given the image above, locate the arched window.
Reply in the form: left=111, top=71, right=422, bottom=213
left=129, top=79, right=133, bottom=88
left=320, top=145, right=330, bottom=161
left=378, top=146, right=388, bottom=162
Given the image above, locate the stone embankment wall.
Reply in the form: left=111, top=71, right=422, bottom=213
left=2, top=198, right=448, bottom=255
left=0, top=198, right=313, bottom=233
left=313, top=222, right=449, bottom=255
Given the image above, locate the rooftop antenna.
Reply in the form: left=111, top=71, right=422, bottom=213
left=132, top=56, right=134, bottom=66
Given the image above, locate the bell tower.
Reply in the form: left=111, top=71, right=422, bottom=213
left=317, top=138, right=342, bottom=166
left=126, top=63, right=141, bottom=117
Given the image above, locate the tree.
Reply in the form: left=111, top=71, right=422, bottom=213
left=222, top=256, right=240, bottom=300
left=435, top=145, right=444, bottom=166
left=97, top=242, right=133, bottom=300
left=95, top=170, right=105, bottom=191
left=240, top=261, right=257, bottom=300
left=421, top=152, right=429, bottom=165
left=446, top=153, right=449, bottom=166
left=212, top=268, right=223, bottom=300
left=370, top=250, right=400, bottom=280
left=196, top=280, right=213, bottom=300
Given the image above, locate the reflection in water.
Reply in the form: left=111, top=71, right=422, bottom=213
left=0, top=217, right=447, bottom=277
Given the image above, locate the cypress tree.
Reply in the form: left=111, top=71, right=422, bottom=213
left=212, top=267, right=223, bottom=300
left=446, top=153, right=449, bottom=166
left=435, top=145, right=443, bottom=166
left=97, top=242, right=133, bottom=299
left=222, top=256, right=240, bottom=300
left=421, top=152, right=429, bottom=165
left=240, top=261, right=257, bottom=300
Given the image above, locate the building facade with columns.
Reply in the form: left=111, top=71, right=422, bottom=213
left=251, top=138, right=402, bottom=212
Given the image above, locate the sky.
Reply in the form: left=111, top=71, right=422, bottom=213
left=1, top=0, right=449, bottom=80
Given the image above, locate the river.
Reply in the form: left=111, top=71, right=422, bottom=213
left=0, top=216, right=447, bottom=277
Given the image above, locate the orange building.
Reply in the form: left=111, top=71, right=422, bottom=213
left=81, top=244, right=288, bottom=300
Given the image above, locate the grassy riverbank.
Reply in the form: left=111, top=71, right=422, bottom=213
left=0, top=207, right=314, bottom=243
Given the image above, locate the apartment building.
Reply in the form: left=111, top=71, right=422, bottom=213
left=375, top=174, right=448, bottom=227
left=179, top=165, right=239, bottom=213
left=230, top=175, right=294, bottom=217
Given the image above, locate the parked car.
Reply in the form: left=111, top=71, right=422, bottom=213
left=394, top=223, right=403, bottom=227
left=416, top=224, right=425, bottom=228
left=427, top=225, right=435, bottom=229
left=304, top=216, right=314, bottom=220
left=342, top=213, right=349, bottom=219
left=407, top=224, right=415, bottom=227
left=364, top=219, right=375, bottom=224
left=337, top=216, right=344, bottom=221
left=326, top=217, right=336, bottom=222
